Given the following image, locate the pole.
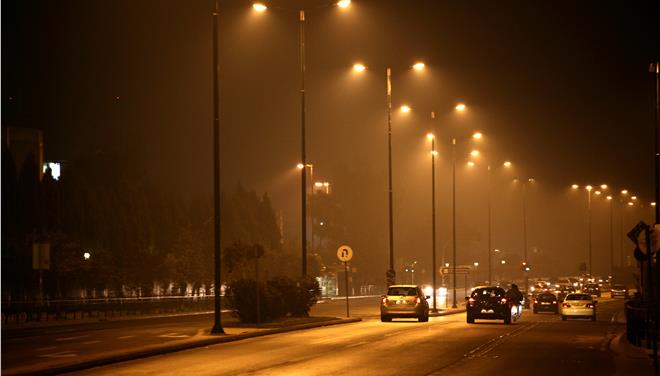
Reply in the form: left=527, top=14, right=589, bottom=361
left=451, top=138, right=457, bottom=308
left=387, top=67, right=395, bottom=284
left=211, top=0, right=224, bottom=335
left=431, top=136, right=437, bottom=312
left=255, top=247, right=260, bottom=326
left=345, top=261, right=350, bottom=318
left=620, top=201, right=625, bottom=267
left=653, top=62, right=659, bottom=224
left=609, top=198, right=614, bottom=277
left=309, top=165, right=314, bottom=253
left=522, top=181, right=529, bottom=305
left=587, top=189, right=592, bottom=276
left=300, top=9, right=307, bottom=277
left=487, top=165, right=492, bottom=284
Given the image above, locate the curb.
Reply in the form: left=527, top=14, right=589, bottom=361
left=429, top=308, right=466, bottom=317
left=4, top=317, right=362, bottom=376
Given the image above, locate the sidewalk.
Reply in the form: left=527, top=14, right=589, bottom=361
left=609, top=331, right=656, bottom=375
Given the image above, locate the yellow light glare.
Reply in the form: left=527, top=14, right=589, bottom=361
left=606, top=196, right=613, bottom=200
left=628, top=202, right=634, bottom=206
left=631, top=196, right=637, bottom=200
left=595, top=191, right=601, bottom=195
left=323, top=182, right=330, bottom=187
left=337, top=0, right=351, bottom=8
left=504, top=161, right=512, bottom=168
left=621, top=189, right=628, bottom=195
left=296, top=163, right=304, bottom=169
left=472, top=132, right=482, bottom=139
left=652, top=202, right=657, bottom=206
left=400, top=105, right=411, bottom=113
left=253, top=3, right=267, bottom=12
left=353, top=63, right=366, bottom=72
left=314, top=182, right=323, bottom=187
left=470, top=150, right=480, bottom=157
left=585, top=185, right=593, bottom=191
left=431, top=151, right=438, bottom=156
left=455, top=103, right=466, bottom=111
left=467, top=161, right=475, bottom=167
left=600, top=184, right=608, bottom=189
left=412, top=62, right=425, bottom=71
left=571, top=184, right=579, bottom=189
left=426, top=133, right=434, bottom=140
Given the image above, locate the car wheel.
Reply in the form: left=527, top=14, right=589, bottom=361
left=467, top=314, right=475, bottom=324
left=591, top=315, right=596, bottom=322
left=562, top=315, right=567, bottom=321
left=419, top=313, right=429, bottom=322
left=504, top=314, right=512, bottom=325
left=381, top=315, right=391, bottom=322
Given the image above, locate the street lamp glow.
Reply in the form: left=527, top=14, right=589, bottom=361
left=83, top=252, right=91, bottom=260
left=621, top=189, right=629, bottom=195
left=467, top=161, right=476, bottom=167
left=571, top=184, right=579, bottom=189
left=606, top=195, right=613, bottom=200
left=504, top=161, right=512, bottom=168
left=474, top=262, right=479, bottom=267
left=595, top=191, right=601, bottom=195
left=296, top=163, right=304, bottom=169
left=352, top=63, right=366, bottom=72
left=455, top=103, right=466, bottom=111
left=470, top=150, right=480, bottom=157
left=472, top=132, right=482, bottom=139
left=431, top=150, right=438, bottom=156
left=400, top=105, right=411, bottom=113
left=600, top=184, right=608, bottom=189
left=412, top=62, right=425, bottom=71
left=652, top=202, right=657, bottom=206
left=252, top=3, right=267, bottom=12
left=314, top=182, right=323, bottom=187
left=631, top=196, right=638, bottom=200
left=585, top=185, right=593, bottom=191
left=501, top=260, right=506, bottom=265
left=337, top=0, right=351, bottom=8
left=628, top=202, right=634, bottom=206
left=426, top=133, right=434, bottom=140
left=323, top=182, right=330, bottom=187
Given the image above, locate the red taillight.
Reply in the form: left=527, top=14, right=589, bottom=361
left=416, top=297, right=421, bottom=304
left=500, top=298, right=507, bottom=304
left=562, top=303, right=570, bottom=308
left=468, top=297, right=476, bottom=305
left=382, top=297, right=388, bottom=304
left=533, top=299, right=538, bottom=304
left=586, top=303, right=594, bottom=308
left=552, top=301, right=557, bottom=304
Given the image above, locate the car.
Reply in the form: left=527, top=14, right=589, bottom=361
left=466, top=286, right=512, bottom=324
left=556, top=285, right=576, bottom=301
left=561, top=293, right=597, bottom=321
left=582, top=283, right=601, bottom=297
left=380, top=285, right=429, bottom=322
left=611, top=284, right=629, bottom=299
left=533, top=292, right=559, bottom=314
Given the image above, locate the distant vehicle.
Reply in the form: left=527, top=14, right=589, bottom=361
left=466, top=286, right=512, bottom=324
left=561, top=293, right=597, bottom=321
left=380, top=285, right=429, bottom=322
left=583, top=283, right=601, bottom=297
left=599, top=282, right=611, bottom=292
left=556, top=285, right=576, bottom=301
left=611, top=284, right=629, bottom=299
left=533, top=292, right=559, bottom=314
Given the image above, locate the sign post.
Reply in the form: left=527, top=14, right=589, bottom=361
left=337, top=245, right=354, bottom=318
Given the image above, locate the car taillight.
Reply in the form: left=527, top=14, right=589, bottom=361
left=381, top=297, right=388, bottom=304
left=552, top=301, right=557, bottom=304
left=416, top=297, right=421, bottom=304
left=468, top=297, right=476, bottom=304
left=533, top=299, right=538, bottom=304
left=562, top=303, right=570, bottom=308
left=500, top=298, right=507, bottom=304
left=586, top=303, right=594, bottom=308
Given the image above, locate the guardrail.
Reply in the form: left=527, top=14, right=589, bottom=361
left=1, top=296, right=219, bottom=324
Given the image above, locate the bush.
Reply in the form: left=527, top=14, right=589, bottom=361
left=226, top=276, right=321, bottom=323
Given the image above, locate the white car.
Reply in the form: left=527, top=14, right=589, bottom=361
left=561, top=293, right=596, bottom=321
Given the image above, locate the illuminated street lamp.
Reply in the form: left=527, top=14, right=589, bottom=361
left=455, top=103, right=467, bottom=112
left=83, top=252, right=91, bottom=260
left=515, top=177, right=535, bottom=302
left=353, top=60, right=424, bottom=286
left=427, top=133, right=438, bottom=312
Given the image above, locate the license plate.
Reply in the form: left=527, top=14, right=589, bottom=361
left=541, top=302, right=550, bottom=305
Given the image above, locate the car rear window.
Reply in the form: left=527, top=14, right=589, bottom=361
left=388, top=287, right=417, bottom=296
left=566, top=294, right=591, bottom=301
left=613, top=285, right=626, bottom=289
left=537, top=294, right=556, bottom=301
left=471, top=288, right=505, bottom=298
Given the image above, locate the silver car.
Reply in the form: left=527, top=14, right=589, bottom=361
left=380, top=285, right=430, bottom=322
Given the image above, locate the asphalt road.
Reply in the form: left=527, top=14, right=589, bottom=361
left=59, top=298, right=646, bottom=376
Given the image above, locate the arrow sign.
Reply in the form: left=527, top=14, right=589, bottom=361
left=627, top=221, right=649, bottom=245
left=336, top=245, right=353, bottom=262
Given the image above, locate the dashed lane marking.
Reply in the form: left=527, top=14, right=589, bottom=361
left=56, top=335, right=89, bottom=342
left=39, top=351, right=77, bottom=358
left=346, top=341, right=369, bottom=348
left=82, top=340, right=101, bottom=345
left=118, top=335, right=136, bottom=339
left=159, top=333, right=190, bottom=338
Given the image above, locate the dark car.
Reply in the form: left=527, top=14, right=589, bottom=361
left=533, top=292, right=559, bottom=314
left=466, top=286, right=512, bottom=324
left=611, top=284, right=629, bottom=299
left=583, top=283, right=601, bottom=297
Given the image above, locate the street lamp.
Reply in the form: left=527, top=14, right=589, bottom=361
left=353, top=60, right=424, bottom=286
left=83, top=252, right=91, bottom=260
left=515, top=177, right=535, bottom=300
left=572, top=184, right=594, bottom=276
left=298, top=163, right=315, bottom=252
left=254, top=1, right=350, bottom=277
left=427, top=132, right=438, bottom=312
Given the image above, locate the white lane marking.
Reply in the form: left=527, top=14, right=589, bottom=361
left=36, top=346, right=58, bottom=351
left=346, top=341, right=369, bottom=348
left=159, top=333, right=190, bottom=338
left=56, top=335, right=89, bottom=342
left=39, top=351, right=77, bottom=358
left=82, top=340, right=101, bottom=345
left=118, top=335, right=136, bottom=339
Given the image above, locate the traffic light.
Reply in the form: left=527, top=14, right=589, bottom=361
left=521, top=261, right=531, bottom=272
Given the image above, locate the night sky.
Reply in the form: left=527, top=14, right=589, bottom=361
left=3, top=0, right=659, bottom=279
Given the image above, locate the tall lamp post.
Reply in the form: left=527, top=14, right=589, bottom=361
left=298, top=163, right=314, bottom=252
left=353, top=61, right=425, bottom=285
left=253, top=1, right=351, bottom=277
left=427, top=132, right=438, bottom=312
left=571, top=184, right=595, bottom=276
left=516, top=177, right=535, bottom=302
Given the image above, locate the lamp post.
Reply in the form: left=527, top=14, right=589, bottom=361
left=353, top=61, right=424, bottom=286
left=427, top=132, right=437, bottom=312
left=298, top=163, right=314, bottom=253
left=606, top=195, right=614, bottom=276
left=516, top=178, right=534, bottom=301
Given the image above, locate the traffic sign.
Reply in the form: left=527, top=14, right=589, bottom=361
left=337, top=245, right=353, bottom=262
left=440, top=266, right=470, bottom=275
